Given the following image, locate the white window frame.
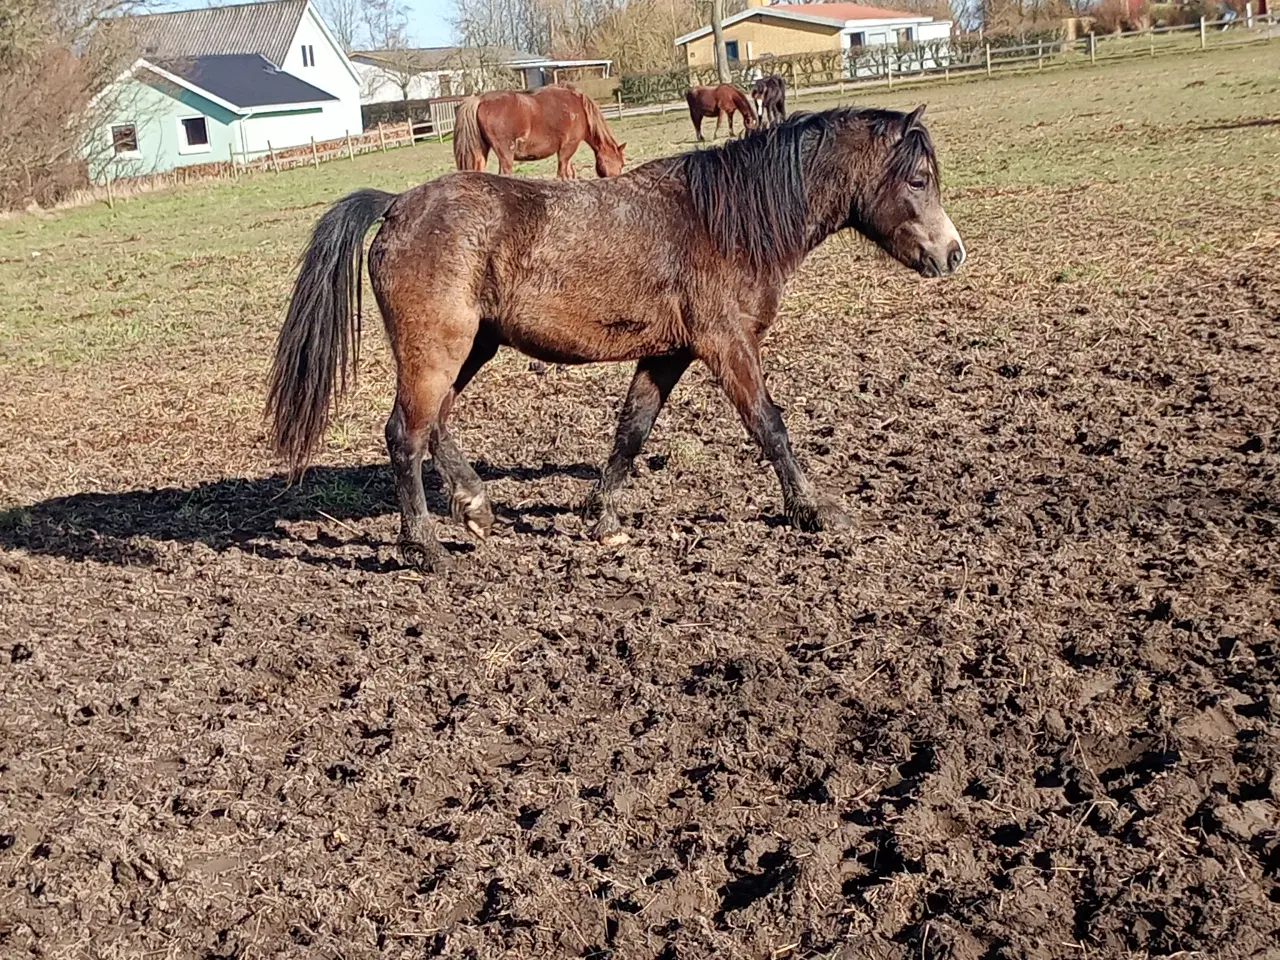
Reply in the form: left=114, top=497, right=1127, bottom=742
left=111, top=121, right=141, bottom=158
left=177, top=115, right=212, bottom=155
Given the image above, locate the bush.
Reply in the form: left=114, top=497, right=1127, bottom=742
left=0, top=1, right=145, bottom=210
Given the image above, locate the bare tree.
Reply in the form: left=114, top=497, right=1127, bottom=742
left=709, top=0, right=730, bottom=81
left=315, top=0, right=363, bottom=51
left=0, top=0, right=152, bottom=209
left=364, top=0, right=410, bottom=49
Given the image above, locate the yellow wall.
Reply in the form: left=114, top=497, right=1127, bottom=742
left=683, top=16, right=843, bottom=69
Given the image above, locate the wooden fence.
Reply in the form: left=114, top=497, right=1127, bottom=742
left=615, top=10, right=1278, bottom=114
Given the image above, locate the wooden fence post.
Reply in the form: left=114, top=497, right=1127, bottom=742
left=105, top=175, right=114, bottom=209
left=616, top=90, right=623, bottom=120
left=267, top=140, right=279, bottom=173
left=229, top=141, right=238, bottom=180
left=1199, top=16, right=1206, bottom=49
left=378, top=122, right=386, bottom=152
left=1149, top=26, right=1155, bottom=56
left=1089, top=33, right=1096, bottom=64
left=984, top=43, right=992, bottom=77
left=1245, top=2, right=1252, bottom=28
left=309, top=136, right=318, bottom=168
left=886, top=57, right=893, bottom=88
left=345, top=130, right=354, bottom=160
left=1038, top=39, right=1044, bottom=69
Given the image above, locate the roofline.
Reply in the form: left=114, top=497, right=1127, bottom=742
left=101, top=57, right=338, bottom=115
left=674, top=8, right=934, bottom=45
left=300, top=0, right=363, bottom=86
left=135, top=58, right=249, bottom=114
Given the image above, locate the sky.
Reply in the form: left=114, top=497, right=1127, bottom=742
left=405, top=0, right=455, bottom=46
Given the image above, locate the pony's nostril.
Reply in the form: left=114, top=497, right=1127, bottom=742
left=947, top=243, right=965, bottom=273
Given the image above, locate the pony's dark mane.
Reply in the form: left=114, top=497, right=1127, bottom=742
left=677, top=106, right=937, bottom=278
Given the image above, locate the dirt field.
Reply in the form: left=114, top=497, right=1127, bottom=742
left=2, top=47, right=1279, bottom=960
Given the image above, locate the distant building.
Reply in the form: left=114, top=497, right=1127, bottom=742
left=675, top=1, right=952, bottom=73
left=88, top=0, right=364, bottom=182
left=351, top=46, right=613, bottom=106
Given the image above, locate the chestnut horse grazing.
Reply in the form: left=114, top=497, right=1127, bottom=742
left=686, top=84, right=757, bottom=141
left=452, top=84, right=626, bottom=179
left=752, top=75, right=787, bottom=127
left=267, top=106, right=965, bottom=572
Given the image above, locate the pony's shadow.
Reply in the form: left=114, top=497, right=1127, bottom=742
left=0, top=461, right=597, bottom=570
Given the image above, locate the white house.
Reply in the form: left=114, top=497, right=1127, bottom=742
left=89, top=0, right=364, bottom=180
left=675, top=2, right=952, bottom=76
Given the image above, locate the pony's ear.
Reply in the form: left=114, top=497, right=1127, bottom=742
left=618, top=142, right=627, bottom=150
left=904, top=104, right=927, bottom=132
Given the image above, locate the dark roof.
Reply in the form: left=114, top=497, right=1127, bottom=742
left=128, top=0, right=307, bottom=66
left=351, top=46, right=543, bottom=72
left=150, top=54, right=338, bottom=107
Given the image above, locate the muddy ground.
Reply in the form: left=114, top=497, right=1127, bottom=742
left=3, top=53, right=1280, bottom=960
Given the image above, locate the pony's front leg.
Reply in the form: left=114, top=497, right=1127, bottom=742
left=714, top=111, right=724, bottom=139
left=556, top=149, right=577, bottom=180
left=728, top=110, right=736, bottom=137
left=697, top=325, right=849, bottom=533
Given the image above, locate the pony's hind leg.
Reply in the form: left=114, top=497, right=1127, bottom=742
left=384, top=306, right=480, bottom=572
left=431, top=326, right=500, bottom=538
left=696, top=324, right=849, bottom=534
left=585, top=352, right=692, bottom=544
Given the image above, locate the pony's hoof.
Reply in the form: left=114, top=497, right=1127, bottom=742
left=400, top=540, right=454, bottom=573
left=791, top=497, right=851, bottom=533
left=591, top=511, right=628, bottom=546
left=452, top=491, right=493, bottom=540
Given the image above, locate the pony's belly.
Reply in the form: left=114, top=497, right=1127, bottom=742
left=499, top=305, right=680, bottom=365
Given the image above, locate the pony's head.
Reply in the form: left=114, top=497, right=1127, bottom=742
left=579, top=93, right=626, bottom=177
left=842, top=105, right=964, bottom=278
left=595, top=140, right=626, bottom=178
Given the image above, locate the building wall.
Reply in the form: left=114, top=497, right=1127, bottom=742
left=236, top=103, right=351, bottom=157
left=684, top=16, right=843, bottom=69
left=280, top=4, right=365, bottom=134
left=88, top=77, right=239, bottom=182
left=355, top=62, right=455, bottom=103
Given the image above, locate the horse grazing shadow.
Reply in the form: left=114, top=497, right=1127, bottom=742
left=0, top=461, right=597, bottom=569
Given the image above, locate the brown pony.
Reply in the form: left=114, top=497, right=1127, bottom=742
left=267, top=106, right=965, bottom=572
left=452, top=84, right=626, bottom=179
left=686, top=83, right=757, bottom=141
left=752, top=75, right=787, bottom=127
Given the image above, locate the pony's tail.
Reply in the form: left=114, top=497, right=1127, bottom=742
left=266, top=188, right=398, bottom=479
left=452, top=96, right=485, bottom=170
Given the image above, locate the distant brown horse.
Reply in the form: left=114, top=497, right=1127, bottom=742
left=686, top=84, right=757, bottom=141
left=752, top=75, right=787, bottom=127
left=452, top=84, right=626, bottom=179
left=267, top=106, right=965, bottom=572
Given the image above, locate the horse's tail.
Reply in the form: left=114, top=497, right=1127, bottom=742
left=452, top=96, right=486, bottom=170
left=266, top=188, right=398, bottom=478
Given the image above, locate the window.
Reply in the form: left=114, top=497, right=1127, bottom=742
left=111, top=123, right=139, bottom=155
left=178, top=116, right=210, bottom=154
left=301, top=43, right=315, bottom=66
left=438, top=75, right=452, bottom=97
left=725, top=40, right=740, bottom=63
left=895, top=27, right=914, bottom=45
left=848, top=31, right=865, bottom=48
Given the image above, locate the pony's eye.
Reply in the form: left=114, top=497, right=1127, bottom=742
left=908, top=178, right=927, bottom=191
